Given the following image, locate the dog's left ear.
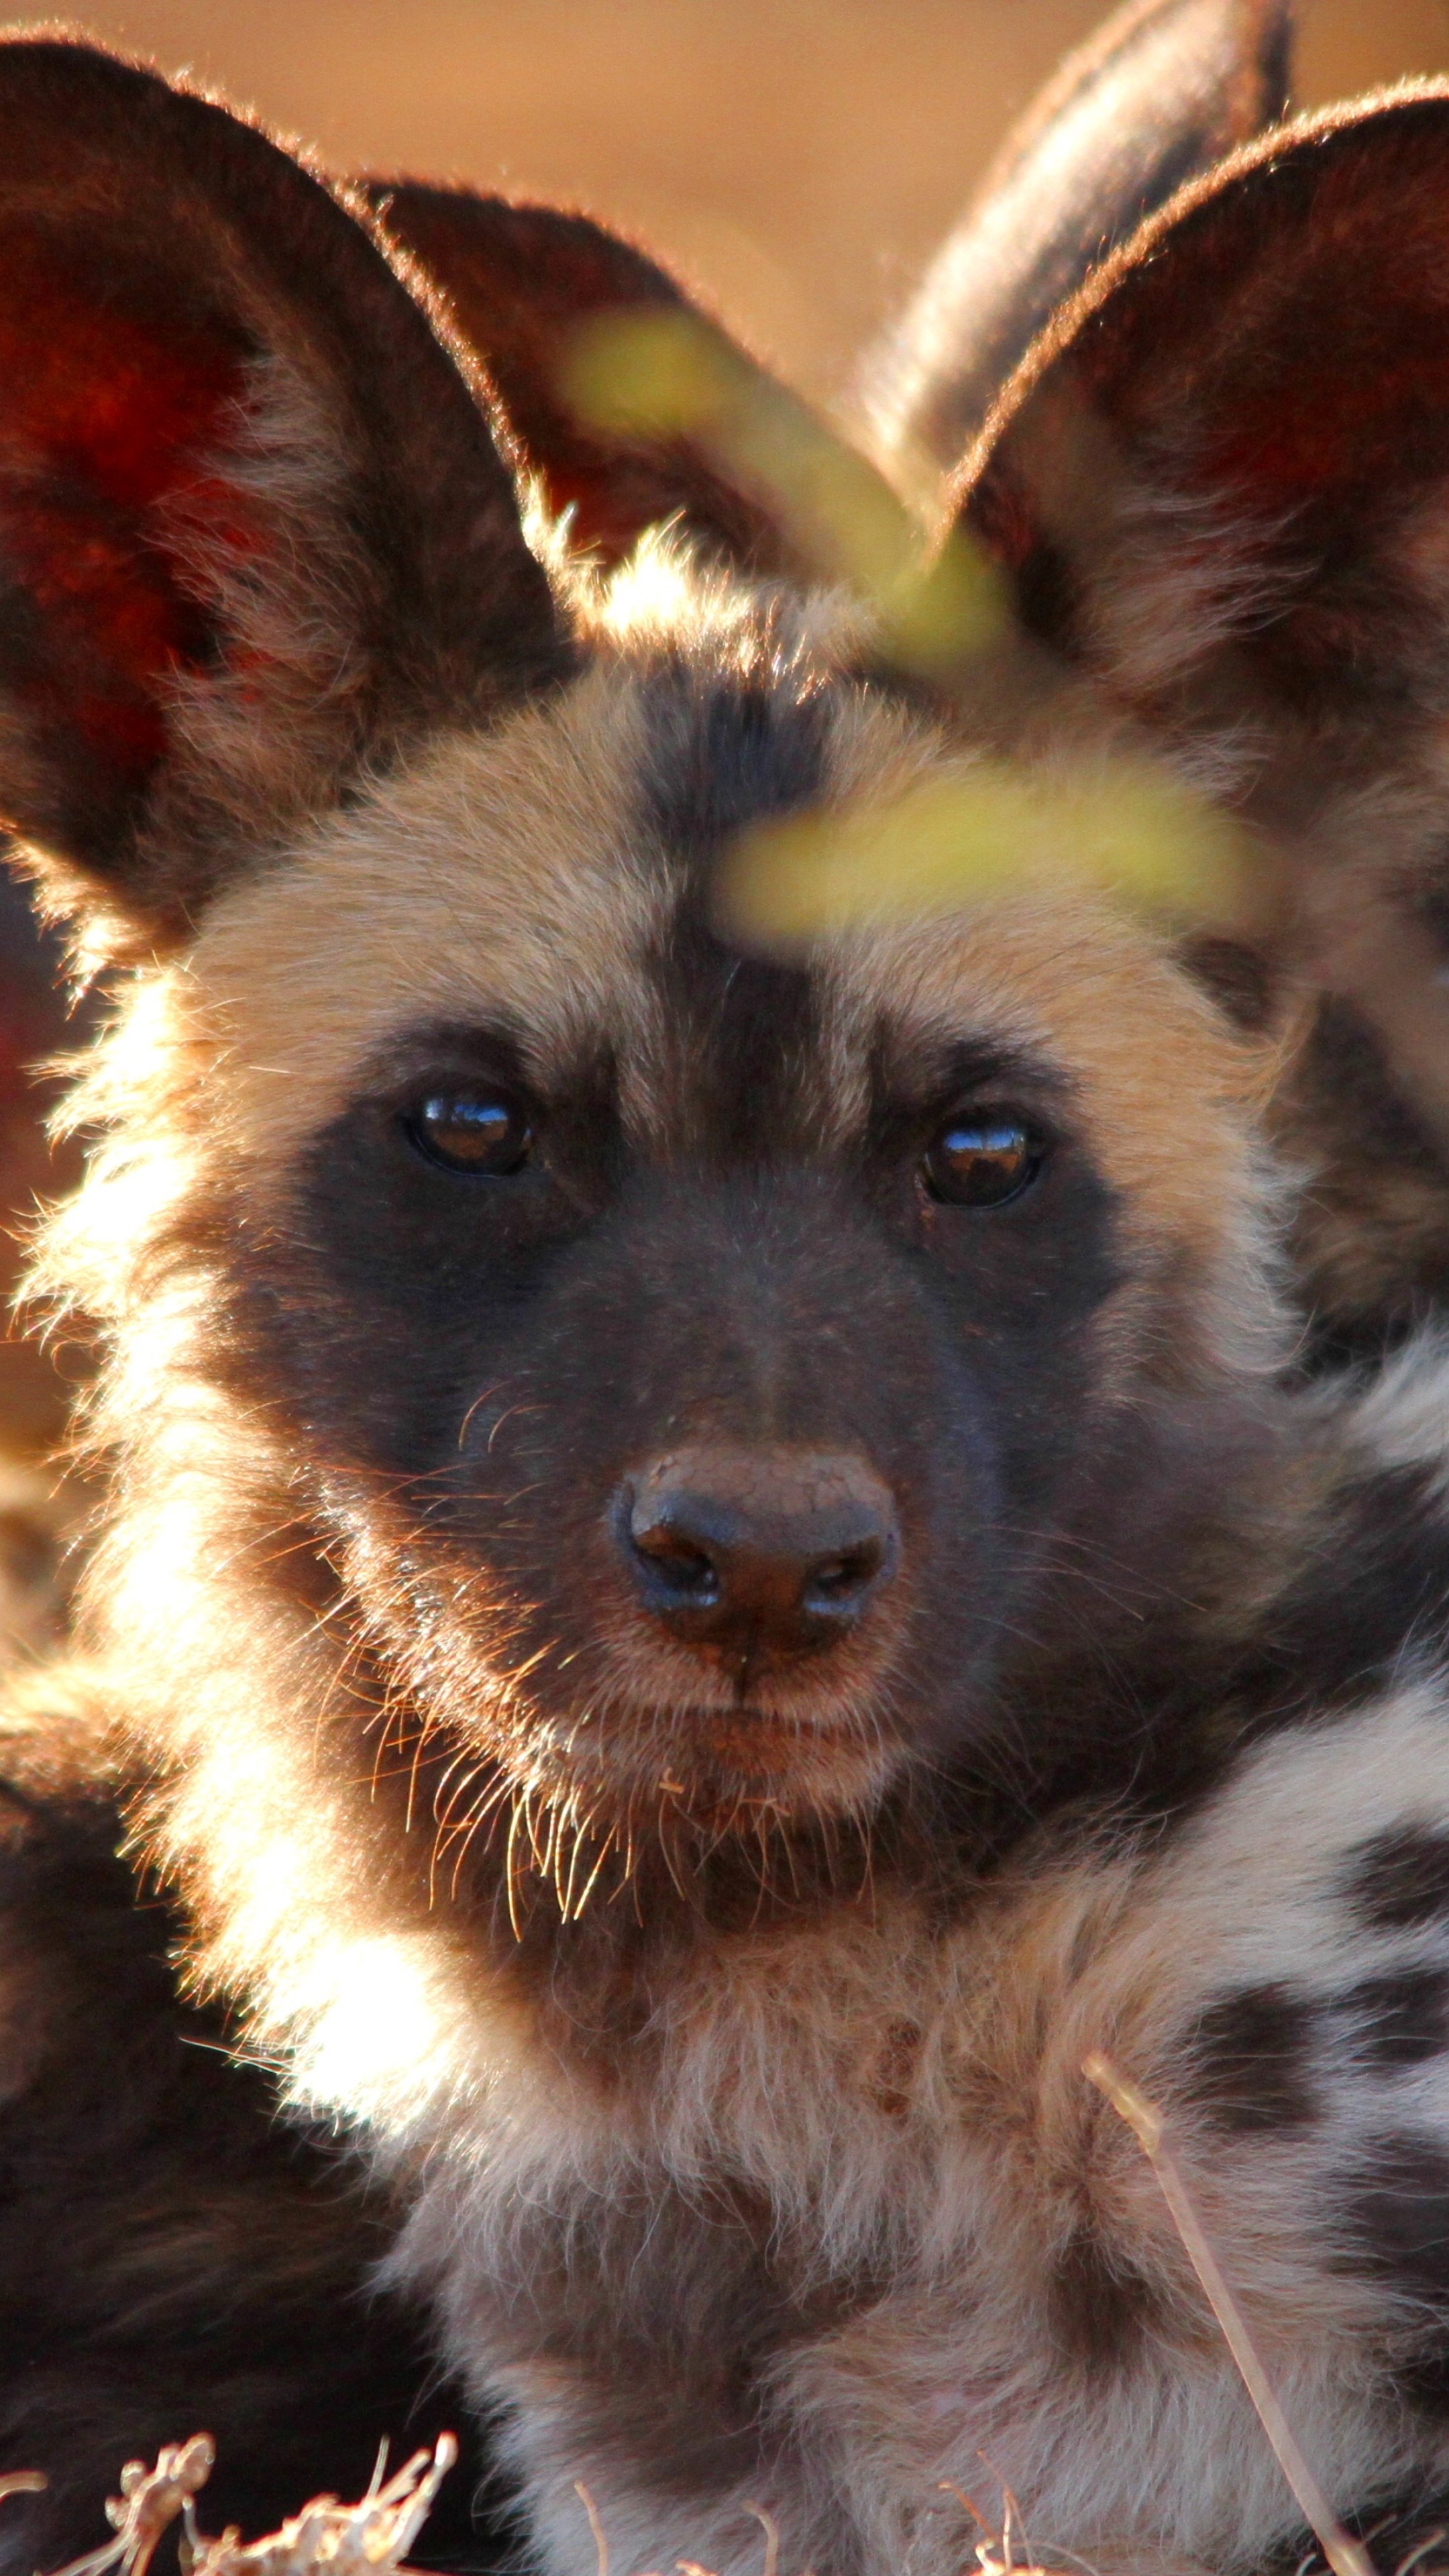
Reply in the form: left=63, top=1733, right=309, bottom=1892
left=365, top=182, right=906, bottom=586
left=364, top=186, right=792, bottom=572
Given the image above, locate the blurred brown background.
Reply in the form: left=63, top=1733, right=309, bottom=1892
left=35, top=0, right=1449, bottom=414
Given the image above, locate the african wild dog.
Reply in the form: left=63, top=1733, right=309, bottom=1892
left=9, top=5, right=1449, bottom=2576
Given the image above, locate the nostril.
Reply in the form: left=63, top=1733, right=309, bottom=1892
left=629, top=1515, right=720, bottom=1606
left=804, top=1536, right=885, bottom=1612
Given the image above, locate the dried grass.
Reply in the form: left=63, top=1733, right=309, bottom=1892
left=2, top=2432, right=460, bottom=2576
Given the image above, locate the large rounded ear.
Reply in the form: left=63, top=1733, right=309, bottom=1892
left=0, top=38, right=567, bottom=955
left=363, top=181, right=912, bottom=596
left=958, top=88, right=1449, bottom=1347
left=861, top=0, right=1291, bottom=484
left=360, top=187, right=795, bottom=574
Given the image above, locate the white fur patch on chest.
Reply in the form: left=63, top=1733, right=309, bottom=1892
left=355, top=1674, right=1449, bottom=2576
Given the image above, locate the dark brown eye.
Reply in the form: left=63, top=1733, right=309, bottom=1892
left=920, top=1115, right=1044, bottom=1208
left=407, top=1089, right=533, bottom=1175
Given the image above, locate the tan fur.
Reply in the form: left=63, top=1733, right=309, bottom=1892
left=184, top=672, right=666, bottom=1181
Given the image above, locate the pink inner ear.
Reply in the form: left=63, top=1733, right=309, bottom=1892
left=0, top=233, right=252, bottom=798
left=1077, top=138, right=1449, bottom=522
left=1197, top=337, right=1449, bottom=513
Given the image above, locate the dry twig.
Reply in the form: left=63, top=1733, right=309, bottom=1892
left=35, top=2430, right=458, bottom=2576
left=1083, top=2051, right=1375, bottom=2576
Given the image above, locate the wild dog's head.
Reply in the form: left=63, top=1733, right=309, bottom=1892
left=3, top=35, right=1446, bottom=1939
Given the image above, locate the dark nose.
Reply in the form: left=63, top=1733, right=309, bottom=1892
left=619, top=1447, right=898, bottom=1664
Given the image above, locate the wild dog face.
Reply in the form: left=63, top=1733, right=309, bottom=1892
left=0, top=37, right=1443, bottom=1931
left=169, top=656, right=1279, bottom=1857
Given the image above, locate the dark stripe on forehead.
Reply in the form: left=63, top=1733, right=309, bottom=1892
left=635, top=664, right=833, bottom=1161
left=637, top=662, right=829, bottom=862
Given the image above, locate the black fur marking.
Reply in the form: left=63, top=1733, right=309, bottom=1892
left=1411, top=873, right=1449, bottom=958
left=1342, top=1966, right=1449, bottom=2070
left=1303, top=1307, right=1437, bottom=1379
left=1344, top=1823, right=1449, bottom=1935
left=1008, top=535, right=1081, bottom=655
left=1288, top=999, right=1449, bottom=1366
left=638, top=666, right=828, bottom=863
left=1184, top=1982, right=1320, bottom=2135
left=1299, top=1000, right=1446, bottom=1173
left=1049, top=2224, right=1160, bottom=2367
left=651, top=916, right=821, bottom=1165
left=1231, top=1466, right=1449, bottom=1719
left=1338, top=2131, right=1449, bottom=2306
left=0, top=1786, right=511, bottom=2571
left=1394, top=2339, right=1449, bottom=2423
left=1177, top=933, right=1279, bottom=1036
left=638, top=667, right=830, bottom=1163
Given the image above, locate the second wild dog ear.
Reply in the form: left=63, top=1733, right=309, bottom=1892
left=958, top=87, right=1449, bottom=1345
left=959, top=88, right=1449, bottom=749
left=0, top=38, right=566, bottom=955
left=362, top=187, right=792, bottom=574
left=364, top=182, right=909, bottom=592
left=862, top=0, right=1291, bottom=484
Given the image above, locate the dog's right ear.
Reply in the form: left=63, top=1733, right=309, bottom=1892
left=0, top=38, right=567, bottom=958
left=863, top=0, right=1291, bottom=482
left=366, top=182, right=914, bottom=593
left=951, top=85, right=1449, bottom=1346
left=364, top=186, right=805, bottom=576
